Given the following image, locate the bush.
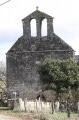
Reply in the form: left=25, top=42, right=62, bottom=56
left=40, top=114, right=47, bottom=120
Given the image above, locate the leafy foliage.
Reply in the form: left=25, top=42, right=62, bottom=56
left=38, top=59, right=79, bottom=95
left=0, top=61, right=6, bottom=93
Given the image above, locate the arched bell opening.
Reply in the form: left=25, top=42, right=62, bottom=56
left=41, top=18, right=47, bottom=36
left=30, top=19, right=37, bottom=37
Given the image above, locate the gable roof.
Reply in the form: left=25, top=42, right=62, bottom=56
left=22, top=10, right=53, bottom=21
left=7, top=33, right=74, bottom=54
left=7, top=9, right=74, bottom=54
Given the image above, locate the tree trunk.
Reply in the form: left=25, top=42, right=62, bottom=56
left=51, top=100, right=55, bottom=114
left=67, top=96, right=71, bottom=118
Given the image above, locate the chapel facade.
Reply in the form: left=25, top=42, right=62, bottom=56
left=6, top=8, right=75, bottom=101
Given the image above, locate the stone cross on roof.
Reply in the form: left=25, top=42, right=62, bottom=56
left=36, top=6, right=39, bottom=10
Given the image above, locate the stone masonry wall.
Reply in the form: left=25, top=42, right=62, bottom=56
left=7, top=50, right=74, bottom=100
left=6, top=9, right=75, bottom=102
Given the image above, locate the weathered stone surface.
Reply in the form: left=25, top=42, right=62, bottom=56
left=75, top=55, right=79, bottom=65
left=6, top=9, right=75, bottom=101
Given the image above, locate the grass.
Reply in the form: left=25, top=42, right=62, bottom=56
left=0, top=109, right=33, bottom=120
left=24, top=112, right=79, bottom=120
left=0, top=108, right=78, bottom=120
left=38, top=112, right=78, bottom=120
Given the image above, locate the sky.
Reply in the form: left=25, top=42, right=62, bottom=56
left=0, top=0, right=79, bottom=62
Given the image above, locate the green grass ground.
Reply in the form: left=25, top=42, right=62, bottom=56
left=0, top=108, right=78, bottom=120
left=38, top=112, right=78, bottom=120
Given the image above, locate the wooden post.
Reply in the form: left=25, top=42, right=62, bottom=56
left=51, top=100, right=55, bottom=114
left=13, top=91, right=17, bottom=109
left=36, top=99, right=38, bottom=112
left=67, top=96, right=71, bottom=118
left=24, top=98, right=27, bottom=112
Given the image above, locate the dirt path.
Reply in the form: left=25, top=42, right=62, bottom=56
left=0, top=114, right=23, bottom=120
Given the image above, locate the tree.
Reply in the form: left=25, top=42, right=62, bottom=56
left=0, top=61, right=6, bottom=96
left=38, top=59, right=79, bottom=115
left=38, top=59, right=79, bottom=96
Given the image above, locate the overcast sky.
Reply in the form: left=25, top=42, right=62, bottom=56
left=0, top=0, right=79, bottom=62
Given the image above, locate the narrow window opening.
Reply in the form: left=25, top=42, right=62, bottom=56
left=30, top=19, right=37, bottom=36
left=41, top=18, right=47, bottom=36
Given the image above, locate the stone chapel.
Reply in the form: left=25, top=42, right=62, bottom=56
left=6, top=8, right=75, bottom=101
